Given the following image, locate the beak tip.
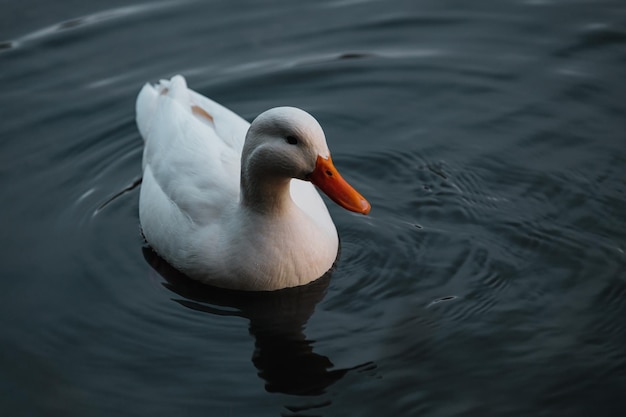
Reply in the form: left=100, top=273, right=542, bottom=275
left=310, top=154, right=371, bottom=215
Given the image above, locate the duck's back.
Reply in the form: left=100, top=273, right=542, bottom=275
left=137, top=76, right=249, bottom=222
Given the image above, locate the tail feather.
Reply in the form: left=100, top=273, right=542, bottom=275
left=136, top=75, right=192, bottom=141
left=136, top=82, right=158, bottom=141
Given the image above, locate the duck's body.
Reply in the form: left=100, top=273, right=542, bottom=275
left=136, top=75, right=369, bottom=291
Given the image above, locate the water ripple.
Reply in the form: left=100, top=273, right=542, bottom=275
left=556, top=22, right=626, bottom=58
left=1, top=1, right=185, bottom=51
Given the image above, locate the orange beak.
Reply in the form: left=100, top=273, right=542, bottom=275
left=307, top=155, right=371, bottom=215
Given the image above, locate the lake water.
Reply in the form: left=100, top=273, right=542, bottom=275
left=1, top=0, right=625, bottom=416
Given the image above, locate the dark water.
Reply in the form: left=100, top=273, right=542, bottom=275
left=1, top=0, right=625, bottom=415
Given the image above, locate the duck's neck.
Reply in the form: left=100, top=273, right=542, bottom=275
left=240, top=172, right=294, bottom=215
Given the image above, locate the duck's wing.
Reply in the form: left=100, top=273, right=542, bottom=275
left=136, top=75, right=250, bottom=224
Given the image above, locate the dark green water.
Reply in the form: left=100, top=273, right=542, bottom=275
left=1, top=0, right=625, bottom=416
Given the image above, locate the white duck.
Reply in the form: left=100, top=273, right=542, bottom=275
left=136, top=75, right=370, bottom=291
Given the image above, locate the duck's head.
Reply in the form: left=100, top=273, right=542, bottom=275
left=243, top=107, right=370, bottom=215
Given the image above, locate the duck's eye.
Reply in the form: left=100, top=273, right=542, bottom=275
left=285, top=135, right=299, bottom=145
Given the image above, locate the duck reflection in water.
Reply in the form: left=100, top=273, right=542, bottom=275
left=142, top=247, right=371, bottom=396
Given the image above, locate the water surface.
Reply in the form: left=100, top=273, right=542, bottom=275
left=1, top=0, right=625, bottom=416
